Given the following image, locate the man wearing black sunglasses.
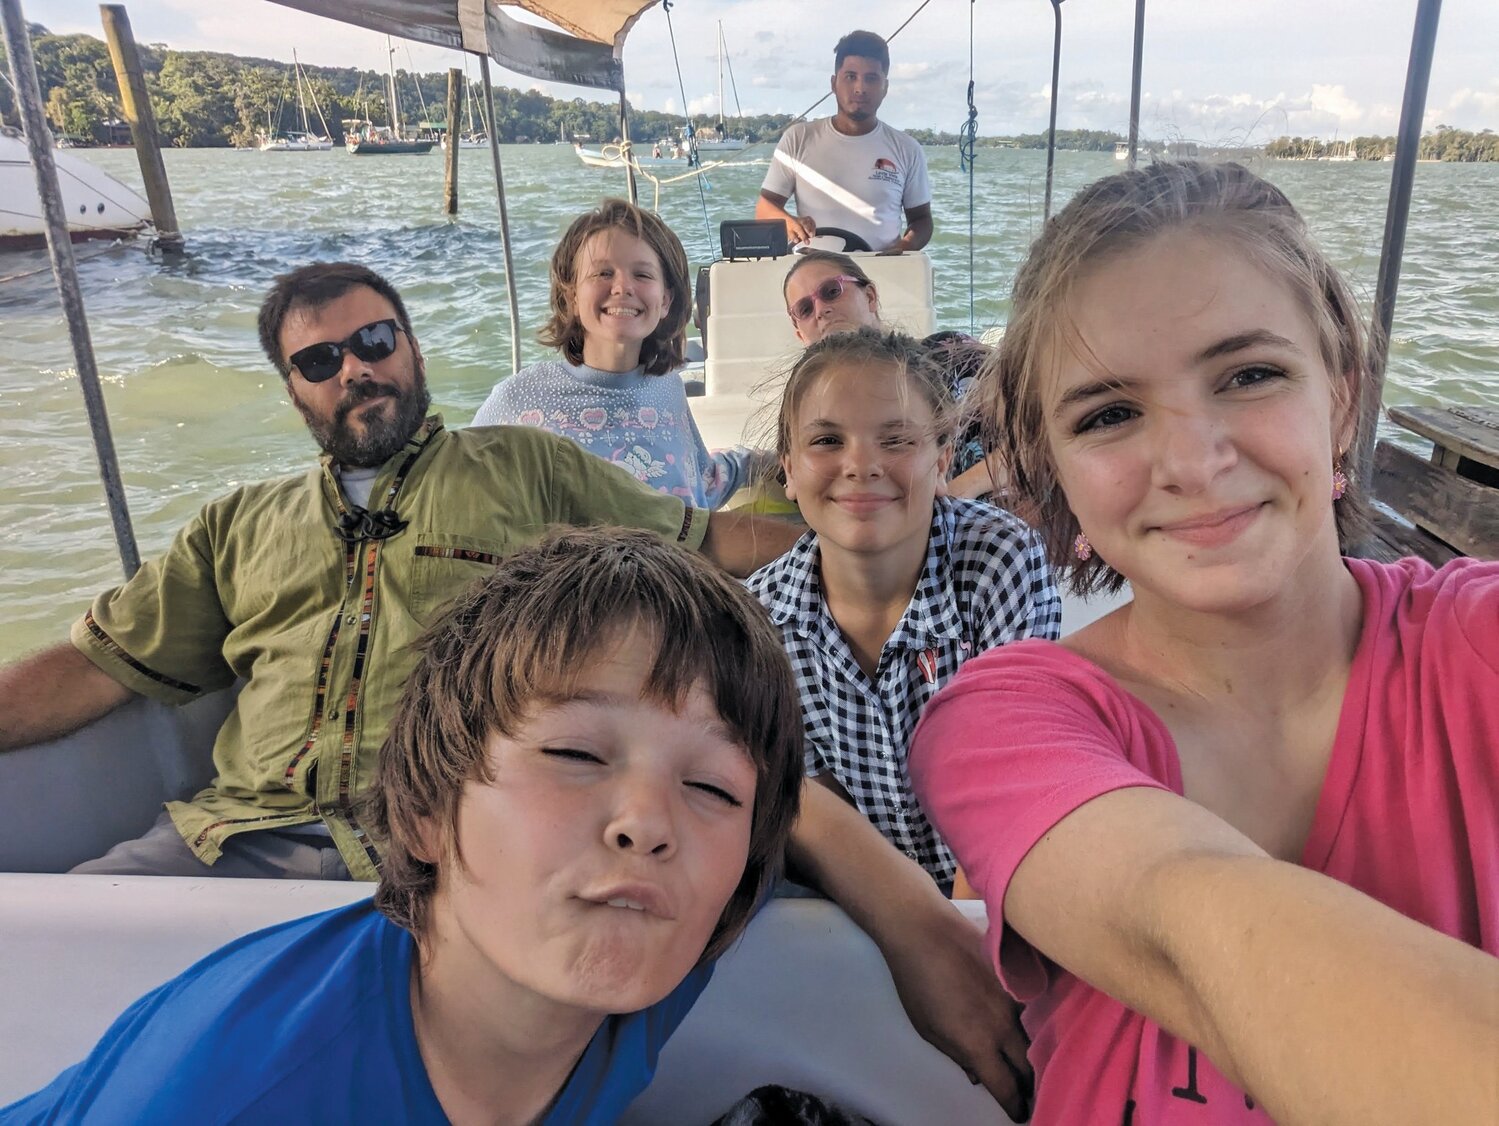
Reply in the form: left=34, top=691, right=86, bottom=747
left=0, top=261, right=801, bottom=881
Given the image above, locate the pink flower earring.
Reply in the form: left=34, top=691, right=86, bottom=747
left=1073, top=532, right=1093, bottom=561
left=1332, top=460, right=1349, bottom=501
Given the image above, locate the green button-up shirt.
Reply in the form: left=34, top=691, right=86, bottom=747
left=71, top=417, right=707, bottom=878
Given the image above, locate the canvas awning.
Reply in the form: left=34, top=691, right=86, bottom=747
left=265, top=0, right=659, bottom=91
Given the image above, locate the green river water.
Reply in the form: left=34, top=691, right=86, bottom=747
left=2, top=145, right=1496, bottom=659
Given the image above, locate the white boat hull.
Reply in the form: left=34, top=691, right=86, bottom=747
left=0, top=132, right=151, bottom=249
left=574, top=143, right=691, bottom=170
left=259, top=136, right=334, bottom=152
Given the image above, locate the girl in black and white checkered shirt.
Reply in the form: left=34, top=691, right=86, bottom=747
left=746, top=328, right=1061, bottom=890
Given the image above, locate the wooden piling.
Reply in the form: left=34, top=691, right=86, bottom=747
left=99, top=4, right=183, bottom=252
left=443, top=68, right=461, bottom=215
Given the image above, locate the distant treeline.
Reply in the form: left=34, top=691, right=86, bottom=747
left=5, top=25, right=1493, bottom=161
left=5, top=26, right=1147, bottom=153
left=1, top=24, right=775, bottom=148
left=0, top=26, right=1196, bottom=155
left=1265, top=128, right=1498, bottom=162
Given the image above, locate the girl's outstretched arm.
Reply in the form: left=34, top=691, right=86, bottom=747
left=1004, top=786, right=1499, bottom=1125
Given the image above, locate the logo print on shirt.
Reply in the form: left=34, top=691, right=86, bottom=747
left=870, top=156, right=900, bottom=184
left=917, top=648, right=938, bottom=684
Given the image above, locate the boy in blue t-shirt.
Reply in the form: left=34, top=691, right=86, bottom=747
left=4, top=529, right=804, bottom=1125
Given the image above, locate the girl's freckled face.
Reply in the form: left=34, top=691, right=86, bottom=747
left=573, top=230, right=672, bottom=369
left=1043, top=230, right=1348, bottom=614
left=782, top=359, right=951, bottom=558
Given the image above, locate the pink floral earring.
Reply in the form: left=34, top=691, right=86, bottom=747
left=1332, top=460, right=1349, bottom=501
left=1073, top=532, right=1093, bottom=561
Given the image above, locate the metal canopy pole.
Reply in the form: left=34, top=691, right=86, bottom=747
left=479, top=55, right=523, bottom=375
left=618, top=88, right=638, bottom=204
left=1043, top=0, right=1065, bottom=221
left=1353, top=0, right=1442, bottom=483
left=1, top=0, right=140, bottom=578
left=1127, top=0, right=1145, bottom=169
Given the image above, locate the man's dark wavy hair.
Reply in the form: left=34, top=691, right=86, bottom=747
left=834, top=30, right=890, bottom=73
left=257, top=262, right=414, bottom=379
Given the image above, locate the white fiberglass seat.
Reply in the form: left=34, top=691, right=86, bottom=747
left=691, top=250, right=936, bottom=452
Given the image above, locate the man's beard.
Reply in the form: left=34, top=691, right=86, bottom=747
left=293, top=367, right=432, bottom=468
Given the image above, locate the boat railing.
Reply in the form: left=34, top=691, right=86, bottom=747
left=1366, top=406, right=1499, bottom=563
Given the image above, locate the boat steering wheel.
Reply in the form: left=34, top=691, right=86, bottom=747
left=808, top=227, right=873, bottom=253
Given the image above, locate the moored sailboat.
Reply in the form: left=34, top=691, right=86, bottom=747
left=258, top=50, right=333, bottom=151
left=694, top=21, right=749, bottom=152
left=346, top=37, right=435, bottom=155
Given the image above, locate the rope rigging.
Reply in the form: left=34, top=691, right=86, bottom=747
left=660, top=0, right=715, bottom=259
left=959, top=0, right=978, bottom=333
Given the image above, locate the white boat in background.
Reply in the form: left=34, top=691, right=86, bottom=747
left=574, top=141, right=691, bottom=170
left=695, top=21, right=749, bottom=152
left=258, top=50, right=334, bottom=152
left=694, top=134, right=748, bottom=153
left=1114, top=140, right=1130, bottom=159
left=442, top=133, right=490, bottom=150
left=260, top=129, right=333, bottom=152
left=0, top=128, right=150, bottom=250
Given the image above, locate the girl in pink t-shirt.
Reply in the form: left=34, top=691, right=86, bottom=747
left=910, top=161, right=1499, bottom=1125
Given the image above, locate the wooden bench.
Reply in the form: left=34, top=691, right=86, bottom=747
left=1364, top=404, right=1499, bottom=564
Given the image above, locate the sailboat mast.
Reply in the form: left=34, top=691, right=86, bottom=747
left=293, top=49, right=309, bottom=134
left=717, top=22, right=725, bottom=127
left=387, top=37, right=402, bottom=139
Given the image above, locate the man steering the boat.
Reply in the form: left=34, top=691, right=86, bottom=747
left=0, top=263, right=1035, bottom=1119
left=756, top=30, right=933, bottom=254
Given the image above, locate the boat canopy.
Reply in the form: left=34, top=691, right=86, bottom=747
left=263, top=0, right=659, bottom=91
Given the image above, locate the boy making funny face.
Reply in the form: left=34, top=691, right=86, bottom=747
left=7, top=528, right=804, bottom=1125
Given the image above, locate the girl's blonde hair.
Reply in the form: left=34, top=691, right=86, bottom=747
left=771, top=327, right=956, bottom=463
left=541, top=198, right=691, bottom=375
left=984, top=160, right=1371, bottom=596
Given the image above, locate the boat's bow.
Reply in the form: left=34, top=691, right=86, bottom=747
left=0, top=130, right=151, bottom=250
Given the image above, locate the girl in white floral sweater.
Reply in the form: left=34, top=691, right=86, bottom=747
left=473, top=199, right=767, bottom=507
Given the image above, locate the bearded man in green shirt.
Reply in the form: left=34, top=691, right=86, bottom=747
left=0, top=261, right=799, bottom=880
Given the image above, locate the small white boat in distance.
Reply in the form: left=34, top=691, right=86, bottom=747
left=259, top=130, right=333, bottom=152
left=0, top=128, right=151, bottom=250
left=573, top=141, right=691, bottom=170
left=694, top=134, right=748, bottom=153
left=1114, top=140, right=1130, bottom=160
left=259, top=50, right=334, bottom=152
left=441, top=133, right=489, bottom=151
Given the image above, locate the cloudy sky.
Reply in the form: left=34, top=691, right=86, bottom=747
left=35, top=0, right=1499, bottom=141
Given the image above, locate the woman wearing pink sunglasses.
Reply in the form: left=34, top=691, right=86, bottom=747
left=783, top=251, right=883, bottom=346
left=783, top=251, right=1000, bottom=500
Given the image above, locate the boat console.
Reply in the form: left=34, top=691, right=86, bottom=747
left=689, top=244, right=937, bottom=452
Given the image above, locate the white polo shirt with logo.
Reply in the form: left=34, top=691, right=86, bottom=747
left=761, top=117, right=931, bottom=251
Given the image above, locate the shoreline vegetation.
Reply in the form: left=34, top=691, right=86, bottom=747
left=3, top=24, right=1494, bottom=162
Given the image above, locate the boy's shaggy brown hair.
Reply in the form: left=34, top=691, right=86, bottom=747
left=361, top=527, right=804, bottom=963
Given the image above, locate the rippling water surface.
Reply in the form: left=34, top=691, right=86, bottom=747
left=3, top=146, right=1496, bottom=658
